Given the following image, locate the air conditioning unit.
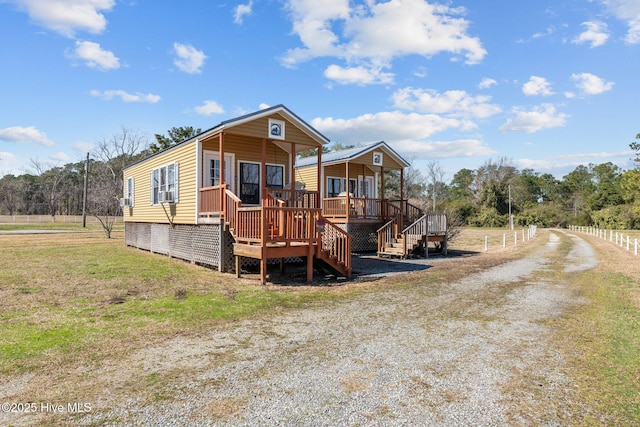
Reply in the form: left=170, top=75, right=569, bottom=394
left=159, top=191, right=174, bottom=203
left=119, top=198, right=131, bottom=207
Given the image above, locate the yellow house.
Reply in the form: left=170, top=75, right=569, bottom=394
left=123, top=105, right=351, bottom=284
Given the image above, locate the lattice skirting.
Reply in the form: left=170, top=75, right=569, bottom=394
left=336, top=222, right=382, bottom=252
left=124, top=222, right=303, bottom=273
left=125, top=222, right=234, bottom=272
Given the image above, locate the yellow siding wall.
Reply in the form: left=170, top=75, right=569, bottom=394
left=294, top=165, right=318, bottom=191
left=201, top=133, right=293, bottom=186
left=123, top=141, right=197, bottom=224
left=230, top=113, right=321, bottom=149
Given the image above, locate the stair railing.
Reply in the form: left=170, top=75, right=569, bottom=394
left=319, top=219, right=352, bottom=276
left=377, top=213, right=402, bottom=254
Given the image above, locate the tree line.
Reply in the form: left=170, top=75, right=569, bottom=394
left=1, top=128, right=639, bottom=232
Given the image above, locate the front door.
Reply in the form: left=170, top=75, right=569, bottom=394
left=204, top=151, right=234, bottom=192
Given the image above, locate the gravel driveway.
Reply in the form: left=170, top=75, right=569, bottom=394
left=73, top=230, right=596, bottom=426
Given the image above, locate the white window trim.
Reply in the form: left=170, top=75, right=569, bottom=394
left=266, top=162, right=287, bottom=189
left=238, top=160, right=261, bottom=206
left=150, top=161, right=179, bottom=205
left=326, top=176, right=342, bottom=198
left=203, top=150, right=235, bottom=192
left=126, top=177, right=135, bottom=207
left=358, top=175, right=375, bottom=199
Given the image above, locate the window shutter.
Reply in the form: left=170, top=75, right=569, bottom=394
left=150, top=170, right=154, bottom=205
left=130, top=177, right=135, bottom=208
left=174, top=162, right=179, bottom=202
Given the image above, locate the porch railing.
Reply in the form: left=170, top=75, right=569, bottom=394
left=269, top=189, right=320, bottom=209
left=199, top=184, right=227, bottom=215
left=389, top=199, right=423, bottom=222
left=234, top=207, right=321, bottom=245
left=323, top=197, right=413, bottom=220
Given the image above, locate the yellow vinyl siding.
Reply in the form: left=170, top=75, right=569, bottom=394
left=294, top=165, right=318, bottom=191
left=201, top=133, right=292, bottom=186
left=230, top=113, right=322, bottom=149
left=123, top=141, right=197, bottom=224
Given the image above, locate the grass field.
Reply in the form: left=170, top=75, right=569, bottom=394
left=0, top=225, right=638, bottom=425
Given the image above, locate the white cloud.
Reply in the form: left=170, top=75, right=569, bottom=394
left=572, top=21, right=609, bottom=47
left=499, top=104, right=569, bottom=133
left=599, top=0, right=640, bottom=44
left=570, top=72, right=614, bottom=95
left=311, top=110, right=465, bottom=144
left=478, top=77, right=497, bottom=89
left=50, top=151, right=70, bottom=162
left=324, top=64, right=394, bottom=85
left=90, top=89, right=161, bottom=103
left=67, top=40, right=119, bottom=70
left=172, top=42, right=207, bottom=74
left=5, top=0, right=115, bottom=37
left=233, top=1, right=253, bottom=24
left=72, top=141, right=94, bottom=152
left=522, top=76, right=554, bottom=96
left=193, top=100, right=225, bottom=116
left=396, top=138, right=496, bottom=159
left=392, top=87, right=501, bottom=119
left=282, top=0, right=486, bottom=85
left=0, top=126, right=54, bottom=146
left=0, top=152, right=18, bottom=166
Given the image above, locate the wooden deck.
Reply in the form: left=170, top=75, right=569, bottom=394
left=199, top=186, right=351, bottom=284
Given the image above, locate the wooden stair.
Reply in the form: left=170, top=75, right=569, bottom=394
left=378, top=234, right=424, bottom=258
left=315, top=247, right=350, bottom=277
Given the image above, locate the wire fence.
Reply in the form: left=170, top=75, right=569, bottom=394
left=569, top=225, right=639, bottom=256
left=0, top=215, right=123, bottom=224
left=480, top=225, right=539, bottom=252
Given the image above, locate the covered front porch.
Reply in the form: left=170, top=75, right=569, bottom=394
left=194, top=121, right=350, bottom=284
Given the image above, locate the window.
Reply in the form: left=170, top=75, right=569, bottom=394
left=239, top=162, right=260, bottom=204
left=126, top=177, right=134, bottom=207
left=208, top=158, right=220, bottom=187
left=266, top=164, right=284, bottom=189
left=150, top=162, right=179, bottom=204
left=327, top=177, right=341, bottom=197
left=341, top=178, right=357, bottom=195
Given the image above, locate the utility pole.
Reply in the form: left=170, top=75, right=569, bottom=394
left=82, top=152, right=89, bottom=228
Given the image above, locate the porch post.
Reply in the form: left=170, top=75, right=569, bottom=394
left=400, top=168, right=404, bottom=202
left=220, top=132, right=225, bottom=214
left=261, top=138, right=267, bottom=203
left=361, top=163, right=366, bottom=218
left=290, top=142, right=296, bottom=206
left=380, top=166, right=385, bottom=199
left=317, top=147, right=322, bottom=209
left=345, top=161, right=350, bottom=218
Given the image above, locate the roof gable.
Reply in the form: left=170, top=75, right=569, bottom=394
left=296, top=141, right=410, bottom=169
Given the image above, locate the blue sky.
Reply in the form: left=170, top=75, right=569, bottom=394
left=1, top=0, right=638, bottom=181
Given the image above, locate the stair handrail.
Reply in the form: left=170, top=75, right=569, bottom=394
left=319, top=218, right=352, bottom=277
left=377, top=213, right=401, bottom=254
left=224, top=188, right=242, bottom=235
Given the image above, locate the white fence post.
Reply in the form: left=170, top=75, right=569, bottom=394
left=503, top=233, right=506, bottom=248
left=485, top=236, right=488, bottom=252
left=627, top=236, right=630, bottom=251
left=514, top=232, right=517, bottom=247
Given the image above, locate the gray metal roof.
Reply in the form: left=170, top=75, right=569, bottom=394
left=296, top=140, right=410, bottom=168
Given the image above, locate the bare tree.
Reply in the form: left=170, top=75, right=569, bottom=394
left=30, top=159, right=68, bottom=219
left=425, top=160, right=445, bottom=212
left=89, top=127, right=149, bottom=238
